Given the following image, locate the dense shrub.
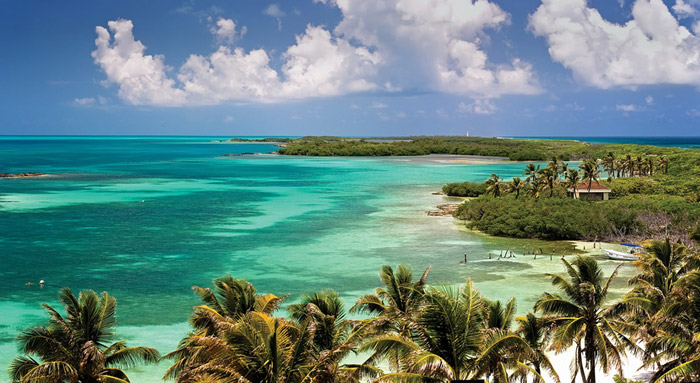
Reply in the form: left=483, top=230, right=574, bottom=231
left=455, top=194, right=700, bottom=241
left=442, top=182, right=487, bottom=197
left=277, top=137, right=593, bottom=161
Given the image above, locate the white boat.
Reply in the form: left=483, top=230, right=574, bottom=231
left=604, top=249, right=639, bottom=261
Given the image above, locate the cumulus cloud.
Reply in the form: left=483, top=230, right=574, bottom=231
left=92, top=20, right=187, bottom=106
left=263, top=4, right=285, bottom=18
left=458, top=99, right=497, bottom=114
left=530, top=0, right=700, bottom=89
left=94, top=0, right=541, bottom=107
left=210, top=18, right=245, bottom=44
left=673, top=0, right=699, bottom=17
left=645, top=95, right=654, bottom=104
left=332, top=0, right=540, bottom=97
left=93, top=20, right=380, bottom=105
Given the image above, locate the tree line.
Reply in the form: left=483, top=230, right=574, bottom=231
left=9, top=240, right=700, bottom=383
left=476, top=153, right=670, bottom=200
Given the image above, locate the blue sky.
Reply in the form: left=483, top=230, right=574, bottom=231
left=1, top=0, right=700, bottom=136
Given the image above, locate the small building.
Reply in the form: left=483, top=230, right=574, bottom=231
left=568, top=181, right=611, bottom=201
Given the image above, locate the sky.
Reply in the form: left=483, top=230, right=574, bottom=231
left=1, top=0, right=700, bottom=136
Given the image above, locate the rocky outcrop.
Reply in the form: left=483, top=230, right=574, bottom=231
left=427, top=203, right=460, bottom=216
left=0, top=172, right=46, bottom=178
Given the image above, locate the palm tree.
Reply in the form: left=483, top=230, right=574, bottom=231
left=9, top=288, right=159, bottom=383
left=288, top=290, right=372, bottom=383
left=565, top=169, right=582, bottom=198
left=516, top=313, right=560, bottom=382
left=624, top=154, right=634, bottom=177
left=189, top=275, right=284, bottom=333
left=658, top=155, right=669, bottom=174
left=614, top=159, right=623, bottom=178
left=527, top=177, right=545, bottom=200
left=603, top=152, right=616, bottom=179
left=363, top=280, right=537, bottom=382
left=559, top=162, right=569, bottom=179
left=614, top=240, right=700, bottom=378
left=351, top=265, right=430, bottom=374
left=485, top=174, right=503, bottom=198
left=523, top=163, right=540, bottom=183
left=645, top=157, right=656, bottom=176
left=535, top=256, right=633, bottom=383
left=351, top=265, right=430, bottom=339
left=548, top=158, right=561, bottom=180
left=636, top=156, right=644, bottom=176
left=644, top=270, right=700, bottom=383
left=579, top=160, right=601, bottom=192
left=485, top=297, right=517, bottom=332
left=164, top=275, right=284, bottom=380
left=538, top=167, right=558, bottom=197
left=508, top=177, right=525, bottom=199
left=167, top=311, right=315, bottom=383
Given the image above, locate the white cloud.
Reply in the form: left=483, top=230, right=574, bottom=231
left=278, top=26, right=381, bottom=98
left=530, top=0, right=700, bottom=89
left=224, top=115, right=235, bottom=123
left=458, top=99, right=497, bottom=115
left=263, top=4, right=285, bottom=30
left=673, top=0, right=699, bottom=17
left=371, top=101, right=388, bottom=108
left=94, top=0, right=542, bottom=107
left=645, top=95, right=654, bottom=104
left=263, top=4, right=286, bottom=18
left=74, top=97, right=95, bottom=105
left=93, top=20, right=380, bottom=105
left=92, top=20, right=187, bottom=106
left=616, top=104, right=642, bottom=112
left=332, top=0, right=540, bottom=98
left=210, top=18, right=245, bottom=44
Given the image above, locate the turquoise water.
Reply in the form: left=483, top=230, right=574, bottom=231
left=0, top=137, right=635, bottom=382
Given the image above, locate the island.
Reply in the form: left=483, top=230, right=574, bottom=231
left=228, top=136, right=700, bottom=245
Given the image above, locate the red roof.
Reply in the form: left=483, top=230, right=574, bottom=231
left=569, top=181, right=611, bottom=192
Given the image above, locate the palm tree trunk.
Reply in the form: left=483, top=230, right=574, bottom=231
left=576, top=343, right=587, bottom=383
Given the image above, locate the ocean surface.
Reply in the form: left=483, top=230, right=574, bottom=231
left=0, top=137, right=636, bottom=382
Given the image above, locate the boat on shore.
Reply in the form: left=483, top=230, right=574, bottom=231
left=604, top=244, right=643, bottom=261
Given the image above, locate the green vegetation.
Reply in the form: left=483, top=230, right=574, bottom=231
left=451, top=152, right=700, bottom=243
left=275, top=136, right=594, bottom=160
left=9, top=288, right=159, bottom=383
left=442, top=181, right=487, bottom=197
left=12, top=249, right=700, bottom=383
left=456, top=193, right=700, bottom=241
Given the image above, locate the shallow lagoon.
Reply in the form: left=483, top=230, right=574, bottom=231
left=0, top=137, right=636, bottom=382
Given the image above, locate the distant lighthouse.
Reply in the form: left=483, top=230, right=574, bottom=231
left=466, top=130, right=470, bottom=137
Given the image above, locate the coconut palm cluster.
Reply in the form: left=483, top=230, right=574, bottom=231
left=9, top=242, right=700, bottom=383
